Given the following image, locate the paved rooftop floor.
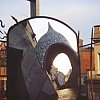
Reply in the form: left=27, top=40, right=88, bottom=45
left=57, top=89, right=78, bottom=100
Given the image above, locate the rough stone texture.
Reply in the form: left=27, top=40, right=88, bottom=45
left=7, top=47, right=29, bottom=100
left=8, top=20, right=79, bottom=100
left=8, top=21, right=57, bottom=100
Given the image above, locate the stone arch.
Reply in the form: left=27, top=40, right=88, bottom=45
left=35, top=22, right=79, bottom=90
left=43, top=43, right=79, bottom=89
left=36, top=23, right=70, bottom=66
left=7, top=16, right=80, bottom=99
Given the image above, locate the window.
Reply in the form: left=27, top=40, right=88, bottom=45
left=98, top=27, right=100, bottom=31
left=97, top=53, right=100, bottom=74
left=99, top=53, right=100, bottom=67
left=0, top=67, right=6, bottom=75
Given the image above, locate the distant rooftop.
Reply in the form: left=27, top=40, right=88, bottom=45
left=94, top=25, right=100, bottom=27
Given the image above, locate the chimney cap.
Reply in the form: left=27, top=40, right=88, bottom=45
left=94, top=25, right=100, bottom=27
left=27, top=0, right=36, bottom=2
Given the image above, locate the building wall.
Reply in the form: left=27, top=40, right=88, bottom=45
left=80, top=48, right=95, bottom=74
left=94, top=25, right=100, bottom=74
left=79, top=25, right=100, bottom=75
left=0, top=42, right=7, bottom=97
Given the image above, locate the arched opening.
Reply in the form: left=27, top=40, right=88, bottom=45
left=7, top=16, right=79, bottom=99
left=53, top=53, right=72, bottom=75
left=49, top=53, right=72, bottom=90
left=43, top=43, right=79, bottom=90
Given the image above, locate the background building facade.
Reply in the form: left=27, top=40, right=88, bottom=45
left=94, top=25, right=100, bottom=75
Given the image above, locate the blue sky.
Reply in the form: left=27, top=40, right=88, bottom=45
left=0, top=0, right=100, bottom=44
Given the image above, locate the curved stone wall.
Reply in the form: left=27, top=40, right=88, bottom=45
left=36, top=23, right=71, bottom=67
left=8, top=20, right=79, bottom=100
